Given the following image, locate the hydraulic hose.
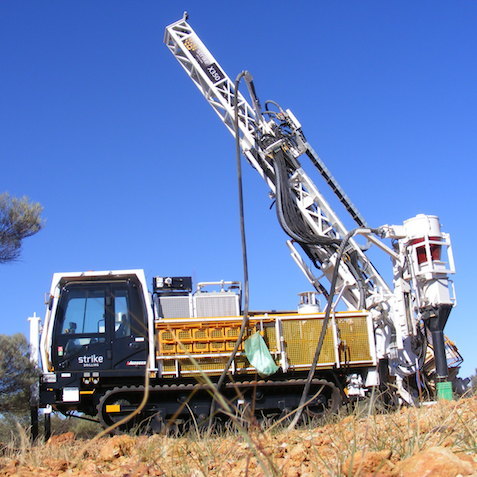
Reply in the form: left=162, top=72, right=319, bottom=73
left=287, top=227, right=371, bottom=429
left=214, top=71, right=251, bottom=400
left=213, top=74, right=372, bottom=426
left=347, top=251, right=367, bottom=310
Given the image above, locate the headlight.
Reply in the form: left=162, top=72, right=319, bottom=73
left=42, top=373, right=57, bottom=383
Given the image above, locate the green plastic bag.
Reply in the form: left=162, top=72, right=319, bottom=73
left=244, top=332, right=279, bottom=377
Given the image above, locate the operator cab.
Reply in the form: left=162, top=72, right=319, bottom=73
left=51, top=277, right=148, bottom=373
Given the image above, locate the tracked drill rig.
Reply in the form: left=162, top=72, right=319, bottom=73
left=32, top=14, right=460, bottom=434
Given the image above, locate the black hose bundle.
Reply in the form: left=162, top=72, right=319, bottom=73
left=272, top=148, right=340, bottom=247
left=271, top=146, right=368, bottom=309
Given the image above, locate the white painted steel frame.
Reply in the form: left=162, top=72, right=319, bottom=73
left=164, top=17, right=391, bottom=311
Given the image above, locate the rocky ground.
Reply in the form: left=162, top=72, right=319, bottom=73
left=0, top=396, right=476, bottom=476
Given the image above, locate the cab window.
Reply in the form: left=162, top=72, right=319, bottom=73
left=113, top=284, right=147, bottom=338
left=60, top=288, right=106, bottom=335
left=114, top=291, right=131, bottom=338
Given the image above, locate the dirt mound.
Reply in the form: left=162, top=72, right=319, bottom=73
left=1, top=396, right=476, bottom=476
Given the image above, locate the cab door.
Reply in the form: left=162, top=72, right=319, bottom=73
left=110, top=280, right=148, bottom=370
left=52, top=283, right=112, bottom=371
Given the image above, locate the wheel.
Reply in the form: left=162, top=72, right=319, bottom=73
left=303, top=380, right=342, bottom=421
left=97, top=389, right=139, bottom=433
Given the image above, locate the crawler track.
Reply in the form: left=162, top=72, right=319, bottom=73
left=97, top=378, right=342, bottom=431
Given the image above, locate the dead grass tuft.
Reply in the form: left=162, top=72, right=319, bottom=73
left=0, top=396, right=475, bottom=476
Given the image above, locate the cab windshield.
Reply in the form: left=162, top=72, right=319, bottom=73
left=56, top=285, right=107, bottom=359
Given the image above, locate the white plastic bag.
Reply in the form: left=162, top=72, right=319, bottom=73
left=244, top=332, right=279, bottom=377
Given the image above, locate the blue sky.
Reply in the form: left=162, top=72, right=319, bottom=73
left=1, top=1, right=476, bottom=378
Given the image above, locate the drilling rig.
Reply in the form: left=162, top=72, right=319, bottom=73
left=31, top=14, right=461, bottom=434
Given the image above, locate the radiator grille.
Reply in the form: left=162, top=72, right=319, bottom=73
left=194, top=292, right=239, bottom=317
left=157, top=295, right=191, bottom=318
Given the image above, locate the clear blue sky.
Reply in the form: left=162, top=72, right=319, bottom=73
left=1, top=1, right=476, bottom=378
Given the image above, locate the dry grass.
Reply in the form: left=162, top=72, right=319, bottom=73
left=0, top=395, right=476, bottom=476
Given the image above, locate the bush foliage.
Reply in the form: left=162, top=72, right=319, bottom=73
left=0, top=333, right=38, bottom=414
left=0, top=192, right=43, bottom=263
